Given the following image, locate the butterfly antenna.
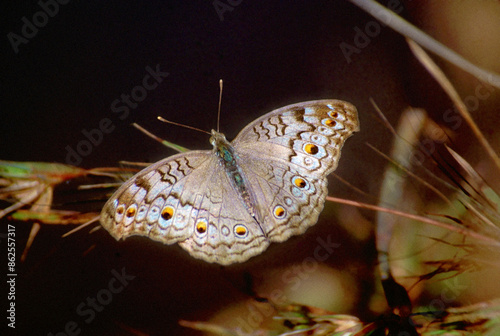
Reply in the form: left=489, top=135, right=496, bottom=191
left=217, top=79, right=223, bottom=132
left=157, top=117, right=211, bottom=135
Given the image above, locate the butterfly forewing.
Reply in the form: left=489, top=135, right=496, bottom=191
left=232, top=100, right=359, bottom=175
left=100, top=151, right=214, bottom=243
left=232, top=100, right=359, bottom=242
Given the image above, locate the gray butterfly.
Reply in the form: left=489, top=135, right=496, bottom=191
left=100, top=100, right=359, bottom=265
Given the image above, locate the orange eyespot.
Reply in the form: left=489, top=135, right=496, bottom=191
left=126, top=206, right=136, bottom=218
left=329, top=111, right=339, bottom=118
left=324, top=119, right=337, bottom=127
left=196, top=221, right=207, bottom=234
left=304, top=143, right=319, bottom=155
left=274, top=206, right=285, bottom=218
left=234, top=225, right=247, bottom=236
left=294, top=177, right=307, bottom=188
left=116, top=205, right=125, bottom=215
left=161, top=207, right=174, bottom=221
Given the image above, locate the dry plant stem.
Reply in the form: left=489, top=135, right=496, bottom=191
left=61, top=215, right=101, bottom=238
left=132, top=123, right=169, bottom=147
left=348, top=0, right=500, bottom=89
left=118, top=161, right=151, bottom=168
left=375, top=108, right=426, bottom=280
left=21, top=185, right=53, bottom=262
left=326, top=196, right=499, bottom=246
left=0, top=186, right=43, bottom=218
left=132, top=122, right=189, bottom=153
left=178, top=320, right=236, bottom=336
left=407, top=39, right=500, bottom=173
left=78, top=182, right=124, bottom=190
left=369, top=97, right=397, bottom=135
left=332, top=172, right=375, bottom=201
left=86, top=167, right=132, bottom=178
left=446, top=147, right=499, bottom=229
left=366, top=143, right=452, bottom=207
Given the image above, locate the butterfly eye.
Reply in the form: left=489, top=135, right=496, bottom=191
left=196, top=220, right=207, bottom=234
left=323, top=118, right=337, bottom=127
left=293, top=176, right=307, bottom=189
left=234, top=224, right=248, bottom=238
left=114, top=204, right=126, bottom=223
left=304, top=143, right=319, bottom=155
left=328, top=110, right=339, bottom=118
left=116, top=204, right=125, bottom=215
left=126, top=205, right=137, bottom=218
left=161, top=206, right=174, bottom=221
left=273, top=205, right=286, bottom=219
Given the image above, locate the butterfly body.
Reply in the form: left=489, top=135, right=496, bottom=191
left=101, top=100, right=359, bottom=265
left=211, top=130, right=262, bottom=228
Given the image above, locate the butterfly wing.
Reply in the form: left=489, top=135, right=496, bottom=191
left=177, top=165, right=270, bottom=264
left=100, top=150, right=269, bottom=265
left=232, top=100, right=359, bottom=242
left=101, top=151, right=212, bottom=244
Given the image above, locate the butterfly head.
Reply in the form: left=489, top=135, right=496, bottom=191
left=209, top=129, right=228, bottom=148
left=210, top=129, right=238, bottom=167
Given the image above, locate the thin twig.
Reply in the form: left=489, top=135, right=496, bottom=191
left=327, top=196, right=500, bottom=245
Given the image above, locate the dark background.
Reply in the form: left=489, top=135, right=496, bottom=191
left=3, top=1, right=487, bottom=335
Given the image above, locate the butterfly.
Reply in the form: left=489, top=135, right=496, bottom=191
left=100, top=100, right=359, bottom=265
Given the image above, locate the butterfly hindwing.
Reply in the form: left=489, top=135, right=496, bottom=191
left=177, top=166, right=269, bottom=265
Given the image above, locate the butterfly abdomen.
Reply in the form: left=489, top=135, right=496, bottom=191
left=212, top=131, right=262, bottom=227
